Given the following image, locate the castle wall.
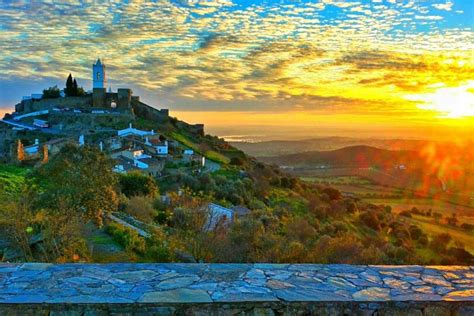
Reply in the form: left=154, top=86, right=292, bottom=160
left=16, top=96, right=92, bottom=113
left=117, top=88, right=132, bottom=109
left=92, top=88, right=107, bottom=108
left=131, top=99, right=169, bottom=123
left=48, top=111, right=134, bottom=132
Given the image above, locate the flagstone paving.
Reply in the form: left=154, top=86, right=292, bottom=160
left=0, top=264, right=472, bottom=305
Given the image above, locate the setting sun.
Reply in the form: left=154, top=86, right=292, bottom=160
left=406, top=81, right=474, bottom=118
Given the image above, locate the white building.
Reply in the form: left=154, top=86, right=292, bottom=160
left=155, top=140, right=168, bottom=155
left=33, top=119, right=48, bottom=128
left=121, top=149, right=150, bottom=160
left=203, top=203, right=234, bottom=231
left=118, top=123, right=154, bottom=138
left=24, top=139, right=40, bottom=155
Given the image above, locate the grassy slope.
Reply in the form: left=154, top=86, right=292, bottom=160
left=171, top=131, right=230, bottom=164
left=0, top=164, right=30, bottom=197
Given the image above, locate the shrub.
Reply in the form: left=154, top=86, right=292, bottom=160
left=230, top=157, right=244, bottom=166
left=359, top=211, right=380, bottom=230
left=409, top=225, right=423, bottom=241
left=125, top=196, right=156, bottom=223
left=461, top=223, right=474, bottom=231
left=399, top=210, right=412, bottom=218
left=106, top=222, right=146, bottom=254
left=119, top=172, right=158, bottom=197
left=42, top=85, right=61, bottom=99
left=322, top=187, right=341, bottom=200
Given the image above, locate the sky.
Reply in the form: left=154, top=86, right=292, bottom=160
left=0, top=0, right=473, bottom=141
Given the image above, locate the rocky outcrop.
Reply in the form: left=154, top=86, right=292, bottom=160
left=0, top=263, right=472, bottom=315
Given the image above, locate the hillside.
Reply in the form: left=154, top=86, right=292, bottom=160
left=0, top=93, right=472, bottom=265
left=261, top=145, right=417, bottom=169
left=1, top=122, right=473, bottom=265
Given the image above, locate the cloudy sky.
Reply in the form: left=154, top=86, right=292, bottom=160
left=0, top=0, right=473, bottom=140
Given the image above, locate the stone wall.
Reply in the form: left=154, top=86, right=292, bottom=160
left=0, top=263, right=472, bottom=315
left=16, top=96, right=92, bottom=113
left=48, top=111, right=134, bottom=132
left=131, top=99, right=169, bottom=123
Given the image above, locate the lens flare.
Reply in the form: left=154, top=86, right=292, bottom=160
left=405, top=81, right=474, bottom=118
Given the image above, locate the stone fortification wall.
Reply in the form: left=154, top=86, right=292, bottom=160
left=0, top=263, right=472, bottom=315
left=131, top=99, right=169, bottom=123
left=16, top=96, right=92, bottom=113
left=48, top=111, right=134, bottom=131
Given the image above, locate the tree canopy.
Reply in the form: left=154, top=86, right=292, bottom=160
left=31, top=145, right=118, bottom=226
left=64, top=74, right=85, bottom=97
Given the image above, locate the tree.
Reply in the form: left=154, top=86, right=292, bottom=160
left=322, top=187, right=341, bottom=200
left=65, top=73, right=74, bottom=96
left=17, top=140, right=24, bottom=162
left=230, top=157, right=244, bottom=166
left=446, top=213, right=458, bottom=227
left=41, top=145, right=48, bottom=164
left=64, top=74, right=85, bottom=97
left=31, top=145, right=119, bottom=226
left=42, top=85, right=61, bottom=99
left=119, top=172, right=158, bottom=197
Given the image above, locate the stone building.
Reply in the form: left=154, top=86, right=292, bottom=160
left=92, top=58, right=106, bottom=89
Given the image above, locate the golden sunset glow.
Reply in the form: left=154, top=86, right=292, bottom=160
left=406, top=81, right=474, bottom=118
left=1, top=1, right=473, bottom=140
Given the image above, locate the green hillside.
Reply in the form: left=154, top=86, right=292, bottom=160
left=0, top=114, right=472, bottom=265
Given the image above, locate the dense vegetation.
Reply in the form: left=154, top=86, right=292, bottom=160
left=0, top=141, right=472, bottom=264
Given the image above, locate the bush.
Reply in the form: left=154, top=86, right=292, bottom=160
left=106, top=222, right=146, bottom=254
left=408, top=225, right=423, bottom=241
left=461, top=223, right=474, bottom=231
left=230, top=157, right=244, bottom=166
left=359, top=211, right=380, bottom=230
left=125, top=196, right=156, bottom=223
left=42, top=85, right=61, bottom=99
left=399, top=210, right=412, bottom=218
left=119, top=172, right=158, bottom=197
left=322, top=187, right=341, bottom=200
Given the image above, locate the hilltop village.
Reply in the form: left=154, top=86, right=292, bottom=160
left=0, top=59, right=207, bottom=175
left=0, top=59, right=244, bottom=238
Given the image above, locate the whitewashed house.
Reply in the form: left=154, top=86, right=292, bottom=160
left=155, top=140, right=168, bottom=155
left=24, top=139, right=40, bottom=155
left=121, top=149, right=150, bottom=160
left=33, top=119, right=48, bottom=128
left=203, top=203, right=234, bottom=231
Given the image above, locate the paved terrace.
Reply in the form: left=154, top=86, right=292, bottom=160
left=0, top=263, right=473, bottom=315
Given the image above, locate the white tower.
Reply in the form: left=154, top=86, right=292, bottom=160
left=92, top=58, right=106, bottom=89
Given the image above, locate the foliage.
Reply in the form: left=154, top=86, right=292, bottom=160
left=31, top=145, right=118, bottom=226
left=0, top=164, right=29, bottom=197
left=42, top=85, right=61, bottom=99
left=170, top=131, right=230, bottom=164
left=124, top=196, right=156, bottom=223
left=0, top=190, right=89, bottom=262
left=105, top=222, right=146, bottom=254
left=119, top=172, right=158, bottom=197
left=64, top=73, right=85, bottom=97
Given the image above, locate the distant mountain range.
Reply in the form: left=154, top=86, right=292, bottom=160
left=260, top=145, right=417, bottom=169
left=231, top=137, right=448, bottom=158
